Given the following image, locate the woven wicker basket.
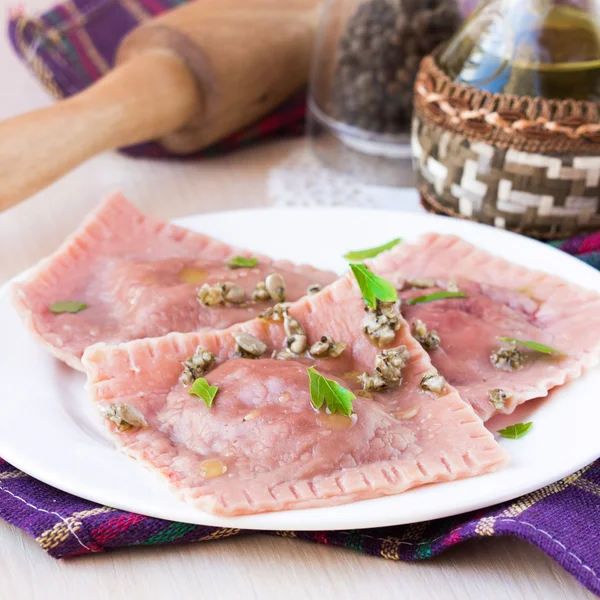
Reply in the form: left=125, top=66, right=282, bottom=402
left=412, top=56, right=600, bottom=239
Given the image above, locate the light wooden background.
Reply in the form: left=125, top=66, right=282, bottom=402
left=0, top=2, right=594, bottom=598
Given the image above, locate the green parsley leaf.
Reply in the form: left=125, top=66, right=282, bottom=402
left=189, top=378, right=219, bottom=408
left=227, top=256, right=258, bottom=269
left=49, top=301, right=88, bottom=314
left=349, top=263, right=398, bottom=309
left=499, top=337, right=565, bottom=356
left=307, top=367, right=355, bottom=417
left=344, top=238, right=402, bottom=261
left=497, top=421, right=533, bottom=440
left=406, top=291, right=467, bottom=305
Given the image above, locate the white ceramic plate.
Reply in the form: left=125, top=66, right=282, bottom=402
left=1, top=208, right=599, bottom=531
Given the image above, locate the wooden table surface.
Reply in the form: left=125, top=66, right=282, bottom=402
left=0, top=5, right=594, bottom=599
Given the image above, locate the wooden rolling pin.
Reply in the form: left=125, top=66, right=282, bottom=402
left=0, top=0, right=321, bottom=211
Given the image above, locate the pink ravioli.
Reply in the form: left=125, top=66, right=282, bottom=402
left=83, top=272, right=507, bottom=516
left=372, top=233, right=600, bottom=420
left=12, top=193, right=336, bottom=370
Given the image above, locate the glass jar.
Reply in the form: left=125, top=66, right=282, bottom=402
left=308, top=0, right=464, bottom=185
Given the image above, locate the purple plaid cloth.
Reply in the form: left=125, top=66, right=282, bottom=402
left=2, top=458, right=600, bottom=595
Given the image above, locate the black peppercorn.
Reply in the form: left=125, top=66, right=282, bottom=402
left=331, top=0, right=461, bottom=135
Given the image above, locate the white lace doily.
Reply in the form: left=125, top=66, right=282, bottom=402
left=267, top=147, right=421, bottom=211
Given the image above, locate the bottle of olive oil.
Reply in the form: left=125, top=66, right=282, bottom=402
left=438, top=0, right=600, bottom=101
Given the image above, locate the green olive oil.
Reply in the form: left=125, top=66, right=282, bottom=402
left=439, top=3, right=600, bottom=100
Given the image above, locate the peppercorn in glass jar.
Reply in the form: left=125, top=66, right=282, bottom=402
left=308, top=0, right=464, bottom=185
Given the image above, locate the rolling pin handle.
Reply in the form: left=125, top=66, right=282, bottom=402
left=0, top=50, right=201, bottom=212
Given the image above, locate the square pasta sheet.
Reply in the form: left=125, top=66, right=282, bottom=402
left=372, top=233, right=600, bottom=420
left=12, top=193, right=336, bottom=370
left=83, top=272, right=507, bottom=516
